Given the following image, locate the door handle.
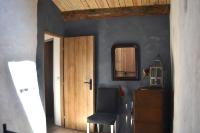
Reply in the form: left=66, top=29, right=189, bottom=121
left=84, top=79, right=92, bottom=90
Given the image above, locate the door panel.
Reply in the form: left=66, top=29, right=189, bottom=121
left=64, top=36, right=94, bottom=131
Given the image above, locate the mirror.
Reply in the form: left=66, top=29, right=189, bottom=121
left=112, top=44, right=139, bottom=80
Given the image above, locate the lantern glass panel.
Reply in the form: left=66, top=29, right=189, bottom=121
left=157, top=68, right=162, bottom=77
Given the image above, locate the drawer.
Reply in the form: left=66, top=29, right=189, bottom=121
left=134, top=107, right=163, bottom=123
left=134, top=122, right=163, bottom=133
left=134, top=90, right=163, bottom=108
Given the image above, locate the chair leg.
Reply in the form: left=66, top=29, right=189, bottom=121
left=110, top=125, right=114, bottom=133
left=114, top=121, right=117, bottom=133
left=87, top=123, right=90, bottom=133
left=97, top=124, right=100, bottom=132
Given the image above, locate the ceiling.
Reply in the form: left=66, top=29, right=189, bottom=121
left=52, top=0, right=170, bottom=12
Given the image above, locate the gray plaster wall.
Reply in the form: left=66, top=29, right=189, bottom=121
left=0, top=0, right=37, bottom=132
left=65, top=16, right=171, bottom=90
left=171, top=0, right=200, bottom=133
left=37, top=0, right=65, bottom=106
left=64, top=16, right=171, bottom=133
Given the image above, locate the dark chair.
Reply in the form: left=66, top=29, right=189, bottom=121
left=87, top=87, right=119, bottom=133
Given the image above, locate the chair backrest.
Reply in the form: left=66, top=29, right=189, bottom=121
left=96, top=87, right=119, bottom=114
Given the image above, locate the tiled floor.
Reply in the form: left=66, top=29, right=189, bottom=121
left=47, top=118, right=86, bottom=133
left=48, top=125, right=85, bottom=133
left=47, top=124, right=111, bottom=133
left=47, top=118, right=108, bottom=133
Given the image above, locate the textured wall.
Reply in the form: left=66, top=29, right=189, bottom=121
left=65, top=16, right=171, bottom=90
left=64, top=16, right=171, bottom=133
left=37, top=0, right=65, bottom=107
left=0, top=0, right=37, bottom=132
left=171, top=0, right=200, bottom=133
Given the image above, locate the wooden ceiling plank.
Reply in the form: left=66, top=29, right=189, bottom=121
left=147, top=0, right=151, bottom=3
left=80, top=0, right=90, bottom=9
left=115, top=0, right=121, bottom=7
left=165, top=0, right=169, bottom=4
left=95, top=0, right=109, bottom=8
left=107, top=0, right=114, bottom=7
left=159, top=0, right=167, bottom=4
left=85, top=0, right=99, bottom=9
left=107, top=0, right=121, bottom=8
left=124, top=0, right=133, bottom=7
left=62, top=0, right=72, bottom=11
left=143, top=0, right=149, bottom=5
left=105, top=0, right=111, bottom=8
left=77, top=0, right=86, bottom=9
left=52, top=0, right=66, bottom=11
left=62, top=5, right=170, bottom=21
left=63, top=0, right=75, bottom=11
left=67, top=0, right=85, bottom=10
left=132, top=0, right=137, bottom=6
left=118, top=0, right=126, bottom=7
left=135, top=0, right=142, bottom=6
left=147, top=0, right=153, bottom=5
left=149, top=0, right=157, bottom=5
left=142, top=0, right=150, bottom=6
left=62, top=0, right=75, bottom=11
left=66, top=0, right=86, bottom=10
left=156, top=0, right=160, bottom=4
left=53, top=0, right=171, bottom=12
left=146, top=0, right=150, bottom=5
left=94, top=0, right=101, bottom=8
left=148, top=0, right=153, bottom=5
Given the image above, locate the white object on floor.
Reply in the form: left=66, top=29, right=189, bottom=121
left=8, top=61, right=46, bottom=133
left=87, top=123, right=90, bottom=133
left=111, top=125, right=114, bottom=133
left=97, top=124, right=100, bottom=132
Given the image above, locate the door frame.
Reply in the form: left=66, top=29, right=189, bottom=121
left=44, top=39, right=54, bottom=119
left=63, top=35, right=96, bottom=130
left=43, top=31, right=64, bottom=126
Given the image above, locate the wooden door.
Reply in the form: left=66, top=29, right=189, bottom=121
left=64, top=36, right=94, bottom=131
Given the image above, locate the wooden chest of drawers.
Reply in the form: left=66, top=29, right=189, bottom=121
left=133, top=87, right=164, bottom=133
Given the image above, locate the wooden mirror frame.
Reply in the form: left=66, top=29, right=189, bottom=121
left=111, top=43, right=140, bottom=81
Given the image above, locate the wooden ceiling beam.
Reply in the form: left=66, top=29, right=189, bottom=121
left=62, top=5, right=170, bottom=21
